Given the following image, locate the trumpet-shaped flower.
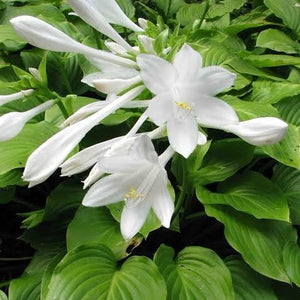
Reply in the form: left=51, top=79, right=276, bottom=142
left=137, top=44, right=288, bottom=157
left=0, top=100, right=54, bottom=142
left=23, top=86, right=144, bottom=187
left=0, top=89, right=33, bottom=106
left=82, top=135, right=174, bottom=240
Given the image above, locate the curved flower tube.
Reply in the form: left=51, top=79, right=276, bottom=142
left=0, top=89, right=33, bottom=107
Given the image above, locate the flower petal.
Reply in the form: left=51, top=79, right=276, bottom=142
left=68, top=0, right=133, bottom=51
left=224, top=117, right=288, bottom=146
left=167, top=115, right=198, bottom=158
left=0, top=89, right=33, bottom=106
left=173, top=44, right=203, bottom=83
left=121, top=199, right=151, bottom=240
left=145, top=93, right=173, bottom=126
left=83, top=163, right=105, bottom=189
left=198, top=132, right=207, bottom=145
left=99, top=156, right=145, bottom=174
left=82, top=173, right=134, bottom=207
left=89, top=0, right=143, bottom=32
left=137, top=54, right=175, bottom=94
left=194, top=95, right=239, bottom=129
left=138, top=35, right=155, bottom=54
left=129, top=135, right=158, bottom=163
left=149, top=173, right=174, bottom=228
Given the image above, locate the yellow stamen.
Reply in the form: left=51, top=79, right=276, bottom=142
left=125, top=186, right=145, bottom=201
left=175, top=101, right=192, bottom=110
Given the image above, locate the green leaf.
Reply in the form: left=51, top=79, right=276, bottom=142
left=208, top=0, right=246, bottom=18
left=0, top=187, right=14, bottom=204
left=272, top=164, right=300, bottom=225
left=197, top=171, right=289, bottom=221
left=251, top=80, right=300, bottom=104
left=225, top=256, right=277, bottom=300
left=0, top=23, right=26, bottom=51
left=154, top=244, right=234, bottom=300
left=46, top=243, right=167, bottom=300
left=192, top=140, right=254, bottom=186
left=0, top=122, right=58, bottom=175
left=223, top=95, right=280, bottom=120
left=264, top=0, right=300, bottom=39
left=256, top=29, right=300, bottom=54
left=176, top=3, right=207, bottom=26
left=262, top=124, right=300, bottom=169
left=243, top=54, right=300, bottom=68
left=283, top=242, right=300, bottom=287
left=67, top=206, right=141, bottom=260
left=205, top=205, right=297, bottom=282
left=155, top=0, right=185, bottom=17
left=116, top=0, right=135, bottom=18
left=101, top=109, right=140, bottom=126
left=0, top=169, right=26, bottom=188
left=276, top=96, right=300, bottom=126
left=0, top=290, right=7, bottom=300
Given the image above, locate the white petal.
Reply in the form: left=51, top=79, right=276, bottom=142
left=105, top=41, right=127, bottom=55
left=0, top=89, right=33, bottom=106
left=23, top=87, right=144, bottom=186
left=138, top=18, right=148, bottom=30
left=61, top=101, right=107, bottom=127
left=82, top=173, right=135, bottom=206
left=121, top=199, right=151, bottom=240
left=10, top=16, right=136, bottom=68
left=190, top=66, right=236, bottom=96
left=29, top=68, right=43, bottom=82
left=149, top=173, right=174, bottom=227
left=99, top=156, right=145, bottom=174
left=82, top=163, right=105, bottom=189
left=68, top=0, right=132, bottom=51
left=129, top=135, right=158, bottom=163
left=137, top=54, right=175, bottom=94
left=60, top=137, right=120, bottom=176
left=93, top=75, right=141, bottom=94
left=138, top=35, right=155, bottom=54
left=173, top=44, right=203, bottom=83
left=0, top=100, right=54, bottom=142
left=224, top=117, right=288, bottom=146
left=167, top=115, right=198, bottom=158
left=145, top=93, right=173, bottom=126
left=198, top=132, right=207, bottom=145
left=89, top=0, right=143, bottom=32
left=194, top=95, right=239, bottom=129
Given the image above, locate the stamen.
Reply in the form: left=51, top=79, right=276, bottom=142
left=175, top=101, right=192, bottom=110
left=125, top=186, right=144, bottom=201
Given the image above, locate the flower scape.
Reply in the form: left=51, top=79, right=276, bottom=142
left=0, top=0, right=300, bottom=299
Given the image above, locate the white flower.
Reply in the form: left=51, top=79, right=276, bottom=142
left=23, top=86, right=144, bottom=187
left=0, top=89, right=33, bottom=106
left=82, top=135, right=174, bottom=240
left=137, top=43, right=288, bottom=157
left=0, top=100, right=54, bottom=142
left=68, top=0, right=142, bottom=51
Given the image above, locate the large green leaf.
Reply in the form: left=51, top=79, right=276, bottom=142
left=272, top=164, right=300, bottom=225
left=283, top=242, right=300, bottom=287
left=0, top=23, right=26, bottom=51
left=262, top=124, right=300, bottom=169
left=264, top=0, right=300, bottom=39
left=256, top=29, right=300, bottom=54
left=0, top=121, right=58, bottom=175
left=0, top=169, right=26, bottom=187
left=251, top=81, right=300, bottom=104
left=205, top=205, right=297, bottom=282
left=0, top=290, right=7, bottom=300
left=225, top=256, right=277, bottom=300
left=191, top=140, right=254, bottom=186
left=67, top=206, right=141, bottom=259
left=176, top=2, right=207, bottom=26
left=276, top=96, right=300, bottom=126
left=45, top=244, right=167, bottom=300
left=154, top=244, right=234, bottom=300
left=197, top=171, right=289, bottom=221
left=243, top=54, right=300, bottom=68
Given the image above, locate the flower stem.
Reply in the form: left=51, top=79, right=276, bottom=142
left=159, top=145, right=175, bottom=167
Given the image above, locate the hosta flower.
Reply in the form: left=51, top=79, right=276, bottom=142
left=0, top=100, right=54, bottom=142
left=83, top=135, right=174, bottom=240
left=137, top=44, right=288, bottom=157
left=0, top=89, right=33, bottom=106
left=23, top=86, right=144, bottom=187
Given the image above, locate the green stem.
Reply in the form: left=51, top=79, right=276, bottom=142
left=0, top=257, right=32, bottom=261
left=185, top=211, right=206, bottom=220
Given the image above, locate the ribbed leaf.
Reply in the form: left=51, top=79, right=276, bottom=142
left=154, top=244, right=234, bottom=300
left=272, top=164, right=300, bottom=225
left=283, top=242, right=300, bottom=287
left=197, top=171, right=289, bottom=221
left=225, top=256, right=277, bottom=300
left=0, top=169, right=26, bottom=188
left=264, top=0, right=300, bottom=39
left=205, top=205, right=297, bottom=282
left=45, top=244, right=167, bottom=300
left=276, top=96, right=300, bottom=126
left=67, top=206, right=140, bottom=259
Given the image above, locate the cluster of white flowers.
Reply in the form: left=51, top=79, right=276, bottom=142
left=1, top=0, right=288, bottom=239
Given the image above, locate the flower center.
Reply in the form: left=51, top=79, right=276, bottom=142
left=125, top=186, right=144, bottom=202
left=175, top=101, right=192, bottom=110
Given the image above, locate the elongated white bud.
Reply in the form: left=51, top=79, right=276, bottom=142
left=10, top=16, right=136, bottom=68
left=83, top=163, right=104, bottom=189
left=0, top=89, right=33, bottom=106
left=138, top=35, right=155, bottom=54
left=0, top=100, right=54, bottom=142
